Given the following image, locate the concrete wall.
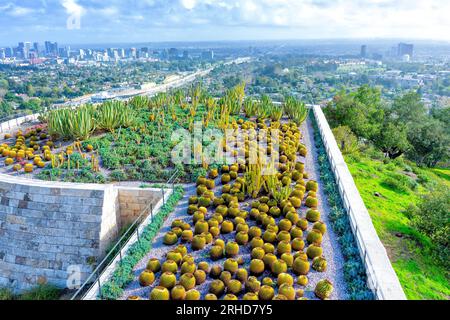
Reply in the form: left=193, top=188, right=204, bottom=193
left=312, top=105, right=406, bottom=300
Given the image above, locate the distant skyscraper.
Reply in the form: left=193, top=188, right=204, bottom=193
left=397, top=43, right=413, bottom=58
left=360, top=45, right=367, bottom=58
left=33, top=42, right=39, bottom=57
left=0, top=48, right=5, bottom=59
left=202, top=50, right=214, bottom=60
left=45, top=41, right=58, bottom=56
left=5, top=47, right=13, bottom=58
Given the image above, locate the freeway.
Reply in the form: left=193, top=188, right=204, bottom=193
left=54, top=57, right=251, bottom=108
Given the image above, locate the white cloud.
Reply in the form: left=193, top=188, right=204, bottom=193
left=61, top=0, right=84, bottom=17
left=180, top=0, right=197, bottom=10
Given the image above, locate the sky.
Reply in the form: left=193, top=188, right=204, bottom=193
left=0, top=0, right=449, bottom=46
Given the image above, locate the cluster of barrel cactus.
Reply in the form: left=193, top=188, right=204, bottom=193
left=132, top=118, right=333, bottom=300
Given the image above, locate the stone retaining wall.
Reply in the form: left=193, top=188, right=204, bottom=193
left=0, top=172, right=164, bottom=293
left=312, top=105, right=406, bottom=300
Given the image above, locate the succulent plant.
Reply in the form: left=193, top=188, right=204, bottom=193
left=174, top=244, right=188, bottom=257
left=180, top=261, right=196, bottom=274
left=161, top=260, right=178, bottom=274
left=204, top=293, right=218, bottom=300
left=191, top=235, right=206, bottom=250
left=209, top=279, right=226, bottom=296
left=221, top=174, right=231, bottom=184
left=306, top=180, right=318, bottom=192
left=179, top=273, right=196, bottom=290
left=210, top=265, right=223, bottom=279
left=235, top=231, right=249, bottom=245
left=182, top=254, right=195, bottom=264
left=163, top=231, right=178, bottom=245
left=271, top=259, right=288, bottom=275
left=185, top=289, right=201, bottom=300
left=150, top=286, right=170, bottom=300
left=292, top=238, right=305, bottom=251
left=236, top=268, right=248, bottom=283
left=198, top=261, right=210, bottom=273
left=159, top=272, right=177, bottom=289
left=277, top=230, right=291, bottom=242
left=221, top=220, right=234, bottom=234
left=262, top=253, right=277, bottom=269
left=259, top=285, right=275, bottom=300
left=305, top=196, right=318, bottom=208
left=277, top=240, right=292, bottom=256
left=227, top=279, right=242, bottom=295
left=312, top=256, right=327, bottom=272
left=262, top=230, right=277, bottom=243
left=242, top=292, right=259, bottom=300
left=245, top=276, right=261, bottom=293
left=210, top=245, right=224, bottom=260
left=315, top=279, right=334, bottom=300
left=138, top=270, right=155, bottom=287
left=280, top=253, right=294, bottom=267
left=306, top=209, right=321, bottom=222
left=263, top=243, right=275, bottom=254
left=193, top=269, right=206, bottom=285
left=292, top=256, right=310, bottom=276
left=181, top=230, right=194, bottom=242
left=146, top=258, right=161, bottom=273
left=249, top=259, right=265, bottom=276
left=223, top=258, right=239, bottom=274
left=279, top=284, right=296, bottom=300
left=223, top=294, right=238, bottom=300
left=277, top=273, right=294, bottom=287
left=278, top=219, right=292, bottom=232
left=306, top=244, right=323, bottom=259
left=307, top=229, right=323, bottom=245
left=166, top=251, right=183, bottom=265
left=250, top=237, right=264, bottom=249
left=296, top=218, right=309, bottom=231
left=313, top=221, right=327, bottom=234
left=297, top=275, right=308, bottom=286
left=225, top=241, right=240, bottom=257
left=251, top=247, right=265, bottom=260
left=171, top=285, right=186, bottom=300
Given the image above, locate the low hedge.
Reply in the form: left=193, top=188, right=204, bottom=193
left=310, top=113, right=374, bottom=300
left=100, top=186, right=185, bottom=300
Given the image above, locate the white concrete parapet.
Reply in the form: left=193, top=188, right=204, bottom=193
left=312, top=105, right=406, bottom=300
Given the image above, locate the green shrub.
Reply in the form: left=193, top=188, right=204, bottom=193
left=0, top=288, right=15, bottom=300
left=19, top=284, right=61, bottom=300
left=381, top=172, right=417, bottom=193
left=332, top=126, right=359, bottom=155
left=409, top=185, right=450, bottom=267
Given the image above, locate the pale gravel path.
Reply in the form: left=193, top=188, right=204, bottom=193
left=120, top=117, right=349, bottom=300
left=299, top=117, right=348, bottom=300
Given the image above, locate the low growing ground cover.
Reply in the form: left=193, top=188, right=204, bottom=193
left=345, top=152, right=449, bottom=300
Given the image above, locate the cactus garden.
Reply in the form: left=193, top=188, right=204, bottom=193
left=99, top=96, right=357, bottom=300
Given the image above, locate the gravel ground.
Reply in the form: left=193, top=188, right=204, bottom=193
left=120, top=117, right=349, bottom=300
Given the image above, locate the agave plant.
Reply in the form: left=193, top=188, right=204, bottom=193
left=243, top=98, right=257, bottom=118
left=47, top=104, right=96, bottom=140
left=284, top=96, right=308, bottom=126
left=96, top=101, right=136, bottom=133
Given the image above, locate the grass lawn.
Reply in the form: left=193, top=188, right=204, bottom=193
left=345, top=154, right=450, bottom=300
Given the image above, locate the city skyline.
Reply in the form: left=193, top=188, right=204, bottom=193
left=0, top=0, right=449, bottom=45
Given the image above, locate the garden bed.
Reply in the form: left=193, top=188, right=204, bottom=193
left=105, top=116, right=351, bottom=300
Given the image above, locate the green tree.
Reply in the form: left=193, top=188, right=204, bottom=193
left=390, top=91, right=426, bottom=125
left=374, top=121, right=410, bottom=159
left=324, top=85, right=384, bottom=141
left=407, top=118, right=449, bottom=167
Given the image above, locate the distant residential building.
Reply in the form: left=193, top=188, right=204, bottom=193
left=397, top=43, right=413, bottom=58
left=360, top=45, right=367, bottom=58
